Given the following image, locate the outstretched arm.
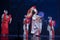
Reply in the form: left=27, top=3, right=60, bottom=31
left=31, top=7, right=38, bottom=14
left=9, top=17, right=12, bottom=24
left=1, top=14, right=4, bottom=22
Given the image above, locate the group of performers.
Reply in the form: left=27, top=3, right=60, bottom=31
left=23, top=6, right=56, bottom=40
left=0, top=6, right=56, bottom=40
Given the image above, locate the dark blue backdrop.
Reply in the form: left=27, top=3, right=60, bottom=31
left=0, top=0, right=60, bottom=36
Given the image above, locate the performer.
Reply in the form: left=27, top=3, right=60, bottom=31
left=1, top=10, right=12, bottom=40
left=23, top=17, right=30, bottom=40
left=47, top=16, right=56, bottom=39
left=31, top=11, right=44, bottom=40
left=23, top=6, right=37, bottom=40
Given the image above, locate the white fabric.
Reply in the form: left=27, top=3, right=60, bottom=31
left=32, top=14, right=40, bottom=20
left=32, top=14, right=37, bottom=20
left=31, top=14, right=38, bottom=34
left=31, top=15, right=42, bottom=35
left=31, top=21, right=42, bottom=35
left=47, top=25, right=51, bottom=32
left=47, top=25, right=54, bottom=38
left=33, top=9, right=37, bottom=13
left=39, top=23, right=42, bottom=33
left=1, top=14, right=4, bottom=19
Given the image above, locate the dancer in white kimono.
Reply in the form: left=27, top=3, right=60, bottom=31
left=31, top=14, right=43, bottom=40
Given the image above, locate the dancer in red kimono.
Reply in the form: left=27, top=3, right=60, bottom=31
left=1, top=10, right=12, bottom=40
left=47, top=17, right=56, bottom=40
left=23, top=6, right=37, bottom=40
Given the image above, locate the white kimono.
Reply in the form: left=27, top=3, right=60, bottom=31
left=31, top=14, right=42, bottom=35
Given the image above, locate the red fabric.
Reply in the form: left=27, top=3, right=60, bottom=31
left=26, top=30, right=28, bottom=40
left=49, top=20, right=53, bottom=27
left=1, top=36, right=8, bottom=40
left=52, top=30, right=55, bottom=38
left=27, top=9, right=31, bottom=14
left=1, top=13, right=11, bottom=34
left=49, top=20, right=56, bottom=27
left=25, top=14, right=32, bottom=19
left=25, top=18, right=30, bottom=24
left=49, top=20, right=55, bottom=38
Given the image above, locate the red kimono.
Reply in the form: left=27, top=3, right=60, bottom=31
left=1, top=13, right=11, bottom=35
left=1, top=13, right=11, bottom=40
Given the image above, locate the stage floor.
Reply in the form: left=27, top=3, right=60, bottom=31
left=0, top=35, right=60, bottom=40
